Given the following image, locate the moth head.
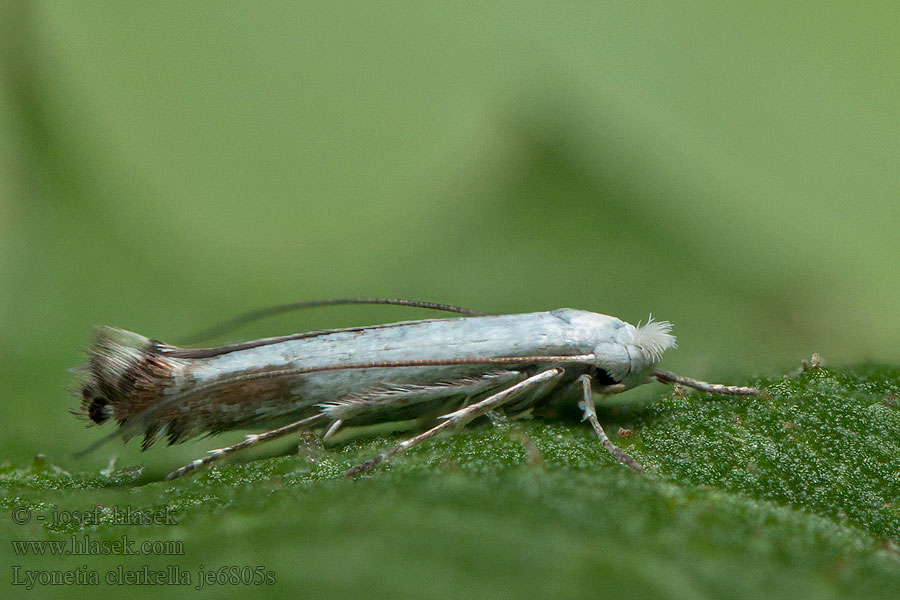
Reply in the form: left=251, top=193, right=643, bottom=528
left=630, top=317, right=677, bottom=364
left=599, top=317, right=676, bottom=388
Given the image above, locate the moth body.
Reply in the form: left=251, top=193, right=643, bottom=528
left=73, top=299, right=757, bottom=479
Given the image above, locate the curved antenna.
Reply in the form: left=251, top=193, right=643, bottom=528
left=179, top=297, right=486, bottom=345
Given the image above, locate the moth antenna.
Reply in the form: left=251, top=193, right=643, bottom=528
left=180, top=297, right=486, bottom=345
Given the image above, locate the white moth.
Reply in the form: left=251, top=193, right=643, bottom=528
left=74, top=298, right=760, bottom=480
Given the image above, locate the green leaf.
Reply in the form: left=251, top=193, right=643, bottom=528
left=2, top=364, right=899, bottom=599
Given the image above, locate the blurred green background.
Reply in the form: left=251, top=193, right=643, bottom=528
left=2, top=2, right=900, bottom=598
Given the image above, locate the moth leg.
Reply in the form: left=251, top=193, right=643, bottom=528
left=322, top=419, right=344, bottom=441
left=577, top=374, right=642, bottom=473
left=165, top=413, right=325, bottom=480
left=652, top=369, right=761, bottom=396
left=503, top=367, right=566, bottom=413
left=319, top=370, right=523, bottom=425
left=478, top=364, right=567, bottom=434
left=346, top=368, right=565, bottom=477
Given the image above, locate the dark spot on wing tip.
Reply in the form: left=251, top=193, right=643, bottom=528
left=80, top=387, right=112, bottom=424
left=87, top=396, right=110, bottom=424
